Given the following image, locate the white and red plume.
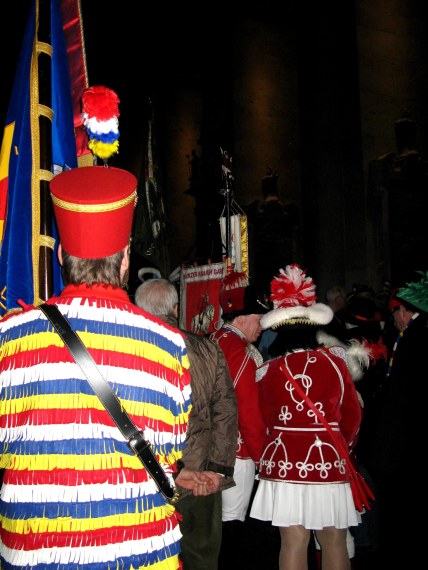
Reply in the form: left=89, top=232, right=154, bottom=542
left=261, top=263, right=333, bottom=330
left=271, top=263, right=316, bottom=309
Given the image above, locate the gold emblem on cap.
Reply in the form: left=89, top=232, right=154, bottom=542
left=51, top=190, right=137, bottom=213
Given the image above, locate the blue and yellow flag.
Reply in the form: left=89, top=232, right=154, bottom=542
left=0, top=0, right=78, bottom=316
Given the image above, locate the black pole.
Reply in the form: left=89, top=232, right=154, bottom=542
left=38, top=0, right=53, bottom=301
left=220, top=148, right=233, bottom=273
left=225, top=183, right=231, bottom=261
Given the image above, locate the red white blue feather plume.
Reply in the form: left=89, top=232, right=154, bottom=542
left=81, top=86, right=120, bottom=162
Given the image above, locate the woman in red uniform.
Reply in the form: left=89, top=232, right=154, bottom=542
left=250, top=264, right=363, bottom=570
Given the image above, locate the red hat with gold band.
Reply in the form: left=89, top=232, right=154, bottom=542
left=50, top=166, right=137, bottom=258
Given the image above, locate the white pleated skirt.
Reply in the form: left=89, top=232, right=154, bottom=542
left=249, top=480, right=362, bottom=530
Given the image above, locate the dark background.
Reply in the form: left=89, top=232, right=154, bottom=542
left=2, top=1, right=428, bottom=300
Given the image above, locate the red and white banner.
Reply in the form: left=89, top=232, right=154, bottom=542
left=179, top=262, right=226, bottom=335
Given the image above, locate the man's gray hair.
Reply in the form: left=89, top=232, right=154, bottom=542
left=61, top=250, right=124, bottom=287
left=134, top=278, right=178, bottom=317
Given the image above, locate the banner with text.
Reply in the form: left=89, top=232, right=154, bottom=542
left=179, top=261, right=226, bottom=335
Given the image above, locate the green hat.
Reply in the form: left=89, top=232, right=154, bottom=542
left=396, top=270, right=428, bottom=314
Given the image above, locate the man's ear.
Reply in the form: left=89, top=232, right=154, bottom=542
left=173, top=303, right=179, bottom=318
left=120, top=245, right=130, bottom=279
left=57, top=244, right=63, bottom=266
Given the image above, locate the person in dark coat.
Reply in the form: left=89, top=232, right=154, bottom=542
left=134, top=277, right=238, bottom=570
left=370, top=270, right=428, bottom=566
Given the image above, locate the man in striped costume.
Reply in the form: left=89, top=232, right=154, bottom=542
left=0, top=166, right=211, bottom=569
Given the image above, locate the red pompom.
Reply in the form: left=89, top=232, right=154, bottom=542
left=81, top=86, right=120, bottom=120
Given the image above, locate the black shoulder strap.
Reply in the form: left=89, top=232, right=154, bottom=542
left=39, top=303, right=177, bottom=501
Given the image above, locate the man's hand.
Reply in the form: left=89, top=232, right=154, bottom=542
left=202, top=471, right=223, bottom=493
left=175, top=467, right=218, bottom=496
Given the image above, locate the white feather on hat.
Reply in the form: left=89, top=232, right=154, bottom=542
left=316, top=330, right=370, bottom=381
left=316, top=329, right=387, bottom=383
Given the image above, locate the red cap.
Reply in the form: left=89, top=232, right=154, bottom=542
left=219, top=271, right=248, bottom=316
left=50, top=166, right=137, bottom=258
left=220, top=285, right=247, bottom=315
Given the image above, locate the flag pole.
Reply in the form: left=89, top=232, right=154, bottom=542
left=0, top=0, right=79, bottom=315
left=37, top=0, right=54, bottom=301
left=220, top=148, right=233, bottom=274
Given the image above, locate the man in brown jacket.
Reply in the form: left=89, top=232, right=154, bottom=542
left=134, top=278, right=238, bottom=570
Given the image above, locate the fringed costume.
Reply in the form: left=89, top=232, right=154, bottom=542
left=0, top=284, right=191, bottom=569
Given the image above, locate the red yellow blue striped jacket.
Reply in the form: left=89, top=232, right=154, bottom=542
left=0, top=284, right=191, bottom=570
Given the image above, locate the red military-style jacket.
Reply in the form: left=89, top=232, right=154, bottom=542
left=255, top=346, right=362, bottom=484
left=210, top=325, right=266, bottom=464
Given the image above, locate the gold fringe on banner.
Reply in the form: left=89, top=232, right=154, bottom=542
left=239, top=213, right=249, bottom=275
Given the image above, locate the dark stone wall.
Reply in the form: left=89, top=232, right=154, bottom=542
left=3, top=1, right=427, bottom=296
